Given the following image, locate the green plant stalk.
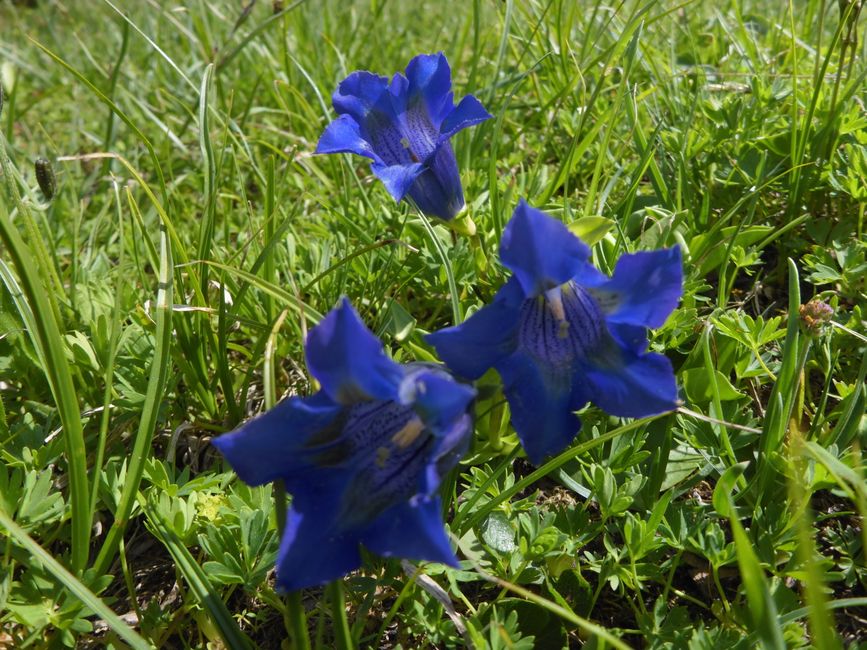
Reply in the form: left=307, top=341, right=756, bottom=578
left=118, top=538, right=145, bottom=628
left=285, top=590, right=310, bottom=650
left=2, top=75, right=14, bottom=141
left=264, top=156, right=277, bottom=324
left=461, top=217, right=489, bottom=282
left=327, top=580, right=353, bottom=650
left=855, top=458, right=867, bottom=585
left=0, top=509, right=152, bottom=650
left=487, top=55, right=549, bottom=237
left=806, top=342, right=836, bottom=440
left=0, top=147, right=90, bottom=574
left=788, top=0, right=799, bottom=210
left=700, top=323, right=741, bottom=476
left=29, top=40, right=171, bottom=211
left=823, top=346, right=867, bottom=447
left=100, top=18, right=130, bottom=177
left=788, top=341, right=812, bottom=436
left=810, top=0, right=826, bottom=84
left=711, top=565, right=732, bottom=614
left=93, top=222, right=173, bottom=576
left=858, top=202, right=864, bottom=241
left=755, top=259, right=802, bottom=497
left=826, top=0, right=859, bottom=134
left=713, top=464, right=786, bottom=649
left=716, top=154, right=765, bottom=310
left=489, top=0, right=514, bottom=110
left=844, top=2, right=864, bottom=79
left=89, top=181, right=126, bottom=519
left=263, top=305, right=311, bottom=649
left=0, top=390, right=7, bottom=438
left=182, top=63, right=219, bottom=416
left=197, top=64, right=217, bottom=295
left=788, top=431, right=843, bottom=650
left=417, top=211, right=462, bottom=325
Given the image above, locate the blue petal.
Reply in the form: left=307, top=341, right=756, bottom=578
left=405, top=52, right=454, bottom=128
left=386, top=69, right=443, bottom=164
left=424, top=413, right=473, bottom=494
left=362, top=497, right=458, bottom=567
left=211, top=392, right=341, bottom=486
left=333, top=72, right=416, bottom=168
left=607, top=321, right=649, bottom=354
left=500, top=200, right=591, bottom=297
left=275, top=507, right=362, bottom=592
left=585, top=345, right=679, bottom=418
left=426, top=278, right=524, bottom=379
left=398, top=57, right=449, bottom=173
left=315, top=114, right=380, bottom=161
left=580, top=247, right=683, bottom=328
left=332, top=71, right=391, bottom=124
left=400, top=368, right=476, bottom=434
left=405, top=142, right=465, bottom=219
left=497, top=350, right=589, bottom=465
left=571, top=260, right=608, bottom=286
left=388, top=70, right=410, bottom=104
left=439, top=95, right=492, bottom=141
left=370, top=161, right=425, bottom=201
left=305, top=298, right=402, bottom=404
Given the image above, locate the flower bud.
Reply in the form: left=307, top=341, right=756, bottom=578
left=798, top=299, right=833, bottom=335
left=35, top=158, right=57, bottom=200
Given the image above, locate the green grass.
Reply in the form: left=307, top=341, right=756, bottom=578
left=1, top=0, right=866, bottom=647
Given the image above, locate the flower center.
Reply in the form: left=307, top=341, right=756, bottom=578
left=517, top=281, right=605, bottom=368
left=338, top=401, right=434, bottom=527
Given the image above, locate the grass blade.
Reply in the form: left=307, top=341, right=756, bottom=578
left=93, top=222, right=173, bottom=576
left=713, top=463, right=786, bottom=649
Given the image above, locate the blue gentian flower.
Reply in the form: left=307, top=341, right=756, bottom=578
left=427, top=200, right=682, bottom=464
left=316, top=52, right=492, bottom=220
left=212, top=298, right=475, bottom=591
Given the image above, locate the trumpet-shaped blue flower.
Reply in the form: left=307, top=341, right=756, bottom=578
left=427, top=200, right=682, bottom=464
left=316, top=52, right=492, bottom=220
left=213, top=298, right=475, bottom=592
